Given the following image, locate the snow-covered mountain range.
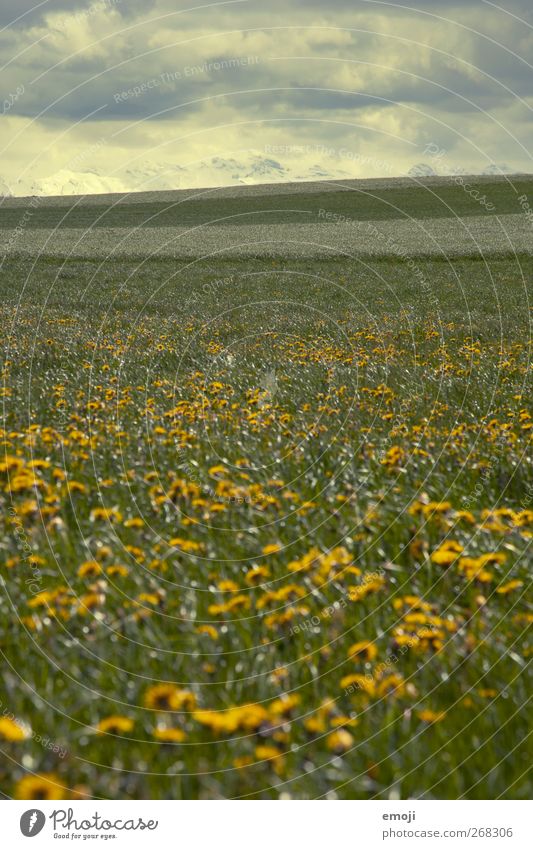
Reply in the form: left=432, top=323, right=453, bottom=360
left=407, top=162, right=519, bottom=179
left=0, top=154, right=526, bottom=198
left=0, top=154, right=352, bottom=198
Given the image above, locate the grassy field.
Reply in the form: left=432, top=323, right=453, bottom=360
left=0, top=181, right=531, bottom=799
left=1, top=177, right=532, bottom=230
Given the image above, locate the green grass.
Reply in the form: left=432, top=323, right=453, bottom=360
left=0, top=248, right=531, bottom=800
left=2, top=177, right=533, bottom=231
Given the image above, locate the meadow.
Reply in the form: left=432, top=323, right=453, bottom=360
left=0, top=179, right=531, bottom=799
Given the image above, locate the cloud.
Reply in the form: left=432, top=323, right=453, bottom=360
left=0, top=0, right=112, bottom=28
left=1, top=0, right=532, bottom=192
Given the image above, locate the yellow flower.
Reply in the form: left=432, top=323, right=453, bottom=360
left=194, top=703, right=268, bottom=734
left=454, top=509, right=476, bottom=524
left=196, top=624, right=219, bottom=640
left=496, top=580, right=523, bottom=594
left=106, top=564, right=129, bottom=577
left=208, top=595, right=250, bottom=616
left=14, top=773, right=67, bottom=800
left=77, top=592, right=105, bottom=614
left=255, top=744, right=283, bottom=761
left=376, top=673, right=406, bottom=698
left=245, top=565, right=270, bottom=585
left=0, top=455, right=24, bottom=474
left=341, top=673, right=376, bottom=696
left=431, top=541, right=464, bottom=565
left=168, top=537, right=204, bottom=553
left=330, top=715, right=359, bottom=729
left=67, top=481, right=87, bottom=494
left=423, top=501, right=453, bottom=516
left=262, top=543, right=281, bottom=555
left=136, top=592, right=164, bottom=606
left=287, top=546, right=322, bottom=573
left=96, top=716, right=134, bottom=735
left=233, top=755, right=253, bottom=769
left=124, top=517, right=144, bottom=528
left=0, top=716, right=30, bottom=741
left=347, top=577, right=385, bottom=601
left=217, top=579, right=240, bottom=592
left=269, top=694, right=300, bottom=717
left=90, top=507, right=123, bottom=523
left=143, top=685, right=196, bottom=711
left=417, top=709, right=446, bottom=723
left=304, top=714, right=327, bottom=735
left=77, top=560, right=102, bottom=578
left=327, top=729, right=353, bottom=753
left=347, top=640, right=378, bottom=662
left=153, top=726, right=186, bottom=742
left=457, top=556, right=495, bottom=582
left=381, top=445, right=405, bottom=468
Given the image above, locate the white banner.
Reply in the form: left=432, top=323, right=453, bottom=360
left=3, top=800, right=531, bottom=848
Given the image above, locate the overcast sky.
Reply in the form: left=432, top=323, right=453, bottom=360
left=1, top=0, right=532, bottom=192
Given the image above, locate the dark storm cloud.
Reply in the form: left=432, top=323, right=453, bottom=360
left=291, top=0, right=530, bottom=8
left=1, top=0, right=532, bottom=185
left=5, top=60, right=261, bottom=121
left=9, top=42, right=525, bottom=124
left=0, top=0, right=92, bottom=28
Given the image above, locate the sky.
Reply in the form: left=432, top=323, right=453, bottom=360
left=1, top=0, right=532, bottom=194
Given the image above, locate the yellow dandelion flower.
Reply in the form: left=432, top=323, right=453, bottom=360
left=0, top=455, right=25, bottom=474
left=381, top=445, right=405, bottom=467
left=496, top=580, right=523, bottom=594
left=330, top=715, right=359, bottom=729
left=14, top=772, right=67, bottom=800
left=123, top=517, right=144, bottom=529
left=233, top=755, right=253, bottom=769
left=96, top=716, right=134, bottom=735
left=431, top=541, right=464, bottom=566
left=217, top=579, right=240, bottom=592
left=262, top=543, right=281, bottom=555
left=77, top=560, right=102, bottom=578
left=255, top=744, right=283, bottom=761
left=269, top=694, right=300, bottom=717
left=153, top=727, right=186, bottom=742
left=77, top=592, right=105, bottom=614
left=0, top=716, right=30, bottom=741
left=304, top=714, right=327, bottom=735
left=136, top=592, right=164, bottom=606
left=67, top=481, right=87, bottom=494
left=245, top=565, right=270, bottom=585
left=144, top=684, right=196, bottom=711
left=417, top=709, right=446, bottom=723
left=327, top=729, right=353, bottom=753
left=106, top=564, right=129, bottom=577
left=196, top=625, right=219, bottom=640
left=208, top=594, right=250, bottom=616
left=194, top=703, right=268, bottom=734
left=168, top=537, right=204, bottom=553
left=347, top=577, right=385, bottom=601
left=90, top=507, right=123, bottom=523
left=347, top=640, right=378, bottom=662
left=341, top=674, right=376, bottom=696
left=376, top=673, right=406, bottom=698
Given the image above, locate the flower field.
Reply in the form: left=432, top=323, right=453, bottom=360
left=0, top=245, right=531, bottom=800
